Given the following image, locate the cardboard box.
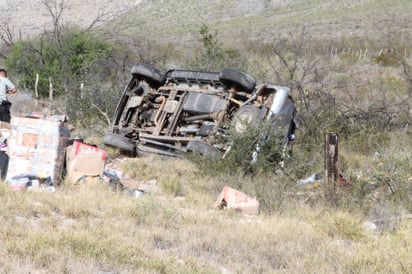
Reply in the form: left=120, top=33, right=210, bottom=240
left=66, top=141, right=107, bottom=183
left=6, top=117, right=68, bottom=184
left=0, top=121, right=11, bottom=130
left=214, top=186, right=260, bottom=215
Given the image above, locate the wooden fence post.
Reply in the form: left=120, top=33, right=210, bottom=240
left=49, top=77, right=53, bottom=115
left=324, top=133, right=339, bottom=191
left=80, top=82, right=84, bottom=99
left=35, top=73, right=39, bottom=107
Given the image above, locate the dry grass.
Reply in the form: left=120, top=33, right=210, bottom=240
left=1, top=143, right=412, bottom=273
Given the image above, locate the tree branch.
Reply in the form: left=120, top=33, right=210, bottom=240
left=91, top=103, right=112, bottom=126
left=42, top=0, right=65, bottom=46
left=86, top=9, right=114, bottom=30
left=0, top=21, right=14, bottom=45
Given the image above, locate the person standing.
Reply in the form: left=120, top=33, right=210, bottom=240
left=0, top=68, right=17, bottom=123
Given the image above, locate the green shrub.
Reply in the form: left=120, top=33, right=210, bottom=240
left=370, top=151, right=412, bottom=208
left=322, top=212, right=366, bottom=241
left=373, top=50, right=403, bottom=67
left=4, top=27, right=125, bottom=129
left=193, top=121, right=286, bottom=177
left=6, top=27, right=119, bottom=97
left=344, top=131, right=390, bottom=154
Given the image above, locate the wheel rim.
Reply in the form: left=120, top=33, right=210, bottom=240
left=234, top=112, right=254, bottom=134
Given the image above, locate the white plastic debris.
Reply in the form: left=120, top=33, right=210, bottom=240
left=297, top=173, right=323, bottom=185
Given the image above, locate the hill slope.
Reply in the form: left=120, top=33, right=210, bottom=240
left=2, top=0, right=411, bottom=45
left=115, top=0, right=412, bottom=45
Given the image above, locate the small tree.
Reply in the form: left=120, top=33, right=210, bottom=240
left=42, top=0, right=64, bottom=47
left=190, top=24, right=247, bottom=71
left=6, top=28, right=119, bottom=96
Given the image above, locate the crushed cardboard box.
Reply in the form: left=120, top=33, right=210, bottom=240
left=214, top=186, right=260, bottom=215
left=66, top=140, right=107, bottom=184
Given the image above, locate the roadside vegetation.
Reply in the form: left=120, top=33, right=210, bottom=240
left=0, top=154, right=412, bottom=273
left=0, top=0, right=411, bottom=272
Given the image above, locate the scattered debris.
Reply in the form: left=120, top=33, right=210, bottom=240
left=74, top=175, right=104, bottom=186
left=7, top=174, right=55, bottom=192
left=214, top=186, right=260, bottom=215
left=297, top=173, right=323, bottom=185
left=101, top=166, right=158, bottom=198
left=122, top=179, right=160, bottom=198
left=363, top=221, right=378, bottom=233
left=297, top=172, right=351, bottom=188
left=126, top=188, right=145, bottom=198
left=103, top=169, right=122, bottom=181
left=136, top=179, right=159, bottom=193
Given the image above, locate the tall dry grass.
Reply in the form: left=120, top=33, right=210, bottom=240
left=1, top=137, right=411, bottom=273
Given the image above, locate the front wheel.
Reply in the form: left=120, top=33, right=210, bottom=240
left=103, top=133, right=136, bottom=155
left=186, top=140, right=222, bottom=158
left=231, top=105, right=261, bottom=134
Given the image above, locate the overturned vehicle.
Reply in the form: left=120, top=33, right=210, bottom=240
left=103, top=64, right=296, bottom=158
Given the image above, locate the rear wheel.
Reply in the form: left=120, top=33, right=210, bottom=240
left=219, top=68, right=256, bottom=93
left=131, top=63, right=165, bottom=88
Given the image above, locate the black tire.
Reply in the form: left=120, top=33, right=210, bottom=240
left=232, top=105, right=261, bottom=134
left=131, top=63, right=165, bottom=88
left=103, top=133, right=136, bottom=154
left=186, top=140, right=222, bottom=158
left=219, top=68, right=256, bottom=93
